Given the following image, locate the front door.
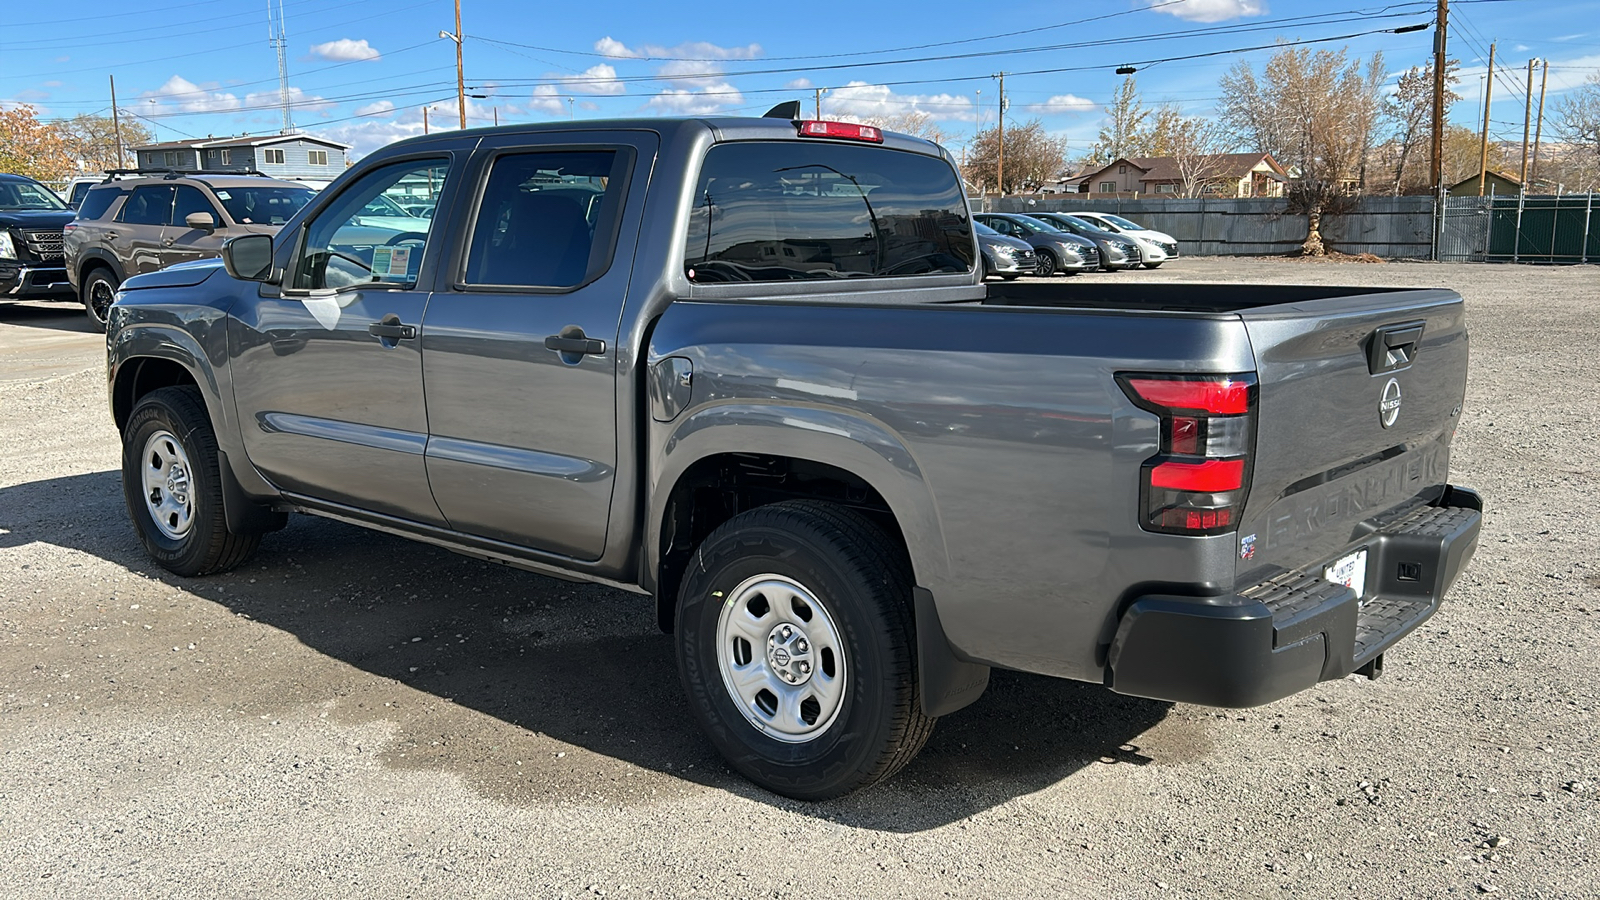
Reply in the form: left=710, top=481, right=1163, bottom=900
left=231, top=154, right=460, bottom=525
left=420, top=135, right=654, bottom=560
left=163, top=184, right=228, bottom=269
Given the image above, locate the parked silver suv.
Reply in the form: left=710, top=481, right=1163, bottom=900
left=64, top=170, right=315, bottom=329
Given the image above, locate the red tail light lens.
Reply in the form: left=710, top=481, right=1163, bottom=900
left=796, top=120, right=885, bottom=143
left=1119, top=373, right=1257, bottom=536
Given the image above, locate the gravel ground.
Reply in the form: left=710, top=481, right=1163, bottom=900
left=1, top=258, right=1596, bottom=899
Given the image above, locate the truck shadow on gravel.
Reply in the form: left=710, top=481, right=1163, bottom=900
left=2, top=470, right=1176, bottom=831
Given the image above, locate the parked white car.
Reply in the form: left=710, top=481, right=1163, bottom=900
left=1071, top=212, right=1180, bottom=268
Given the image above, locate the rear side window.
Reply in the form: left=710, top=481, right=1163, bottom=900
left=77, top=186, right=123, bottom=221
left=463, top=149, right=630, bottom=289
left=117, top=186, right=175, bottom=226
left=684, top=141, right=973, bottom=283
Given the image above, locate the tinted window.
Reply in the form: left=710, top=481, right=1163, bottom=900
left=291, top=158, right=449, bottom=291
left=464, top=150, right=629, bottom=289
left=69, top=182, right=95, bottom=207
left=77, top=186, right=123, bottom=221
left=117, top=186, right=175, bottom=225
left=212, top=186, right=313, bottom=226
left=173, top=186, right=217, bottom=225
left=684, top=141, right=973, bottom=283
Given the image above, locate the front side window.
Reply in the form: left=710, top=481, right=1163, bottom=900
left=684, top=141, right=973, bottom=283
left=173, top=186, right=218, bottom=224
left=290, top=158, right=449, bottom=291
left=117, top=185, right=175, bottom=225
left=463, top=149, right=629, bottom=289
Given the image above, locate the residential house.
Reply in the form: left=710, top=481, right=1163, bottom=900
left=130, top=134, right=351, bottom=186
left=1073, top=153, right=1289, bottom=198
left=1448, top=171, right=1522, bottom=197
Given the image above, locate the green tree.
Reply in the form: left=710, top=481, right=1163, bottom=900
left=963, top=119, right=1068, bottom=194
left=0, top=104, right=73, bottom=182
left=1087, top=76, right=1149, bottom=163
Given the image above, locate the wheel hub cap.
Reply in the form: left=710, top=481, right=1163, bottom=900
left=140, top=429, right=195, bottom=541
left=715, top=575, right=847, bottom=743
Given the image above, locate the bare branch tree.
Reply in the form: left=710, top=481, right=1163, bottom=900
left=963, top=119, right=1068, bottom=194
left=1147, top=104, right=1238, bottom=197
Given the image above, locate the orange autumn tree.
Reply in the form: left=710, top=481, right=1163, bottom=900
left=0, top=104, right=74, bottom=183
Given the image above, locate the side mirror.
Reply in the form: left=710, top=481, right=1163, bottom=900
left=221, top=233, right=277, bottom=283
left=185, top=211, right=216, bottom=232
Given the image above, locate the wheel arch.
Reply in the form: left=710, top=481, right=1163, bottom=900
left=76, top=250, right=126, bottom=288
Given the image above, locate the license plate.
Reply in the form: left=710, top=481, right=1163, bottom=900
left=1324, top=549, right=1368, bottom=599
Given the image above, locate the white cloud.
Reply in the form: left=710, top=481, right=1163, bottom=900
left=646, top=82, right=745, bottom=115
left=785, top=77, right=813, bottom=90
left=309, top=38, right=381, bottom=62
left=594, top=37, right=760, bottom=61
left=244, top=86, right=336, bottom=118
left=1028, top=94, right=1097, bottom=115
left=1150, top=0, right=1266, bottom=23
left=825, top=82, right=975, bottom=122
left=594, top=37, right=642, bottom=59
left=143, top=75, right=240, bottom=114
left=567, top=64, right=625, bottom=95
left=354, top=100, right=396, bottom=117
left=529, top=84, right=569, bottom=116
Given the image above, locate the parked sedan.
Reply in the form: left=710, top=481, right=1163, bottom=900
left=1068, top=211, right=1180, bottom=268
left=1025, top=213, right=1143, bottom=271
left=973, top=213, right=1099, bottom=276
left=974, top=221, right=1038, bottom=279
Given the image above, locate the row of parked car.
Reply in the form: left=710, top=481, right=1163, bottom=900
left=3, top=164, right=1179, bottom=329
left=974, top=211, right=1180, bottom=279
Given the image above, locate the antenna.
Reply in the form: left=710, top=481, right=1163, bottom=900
left=268, top=0, right=292, bottom=133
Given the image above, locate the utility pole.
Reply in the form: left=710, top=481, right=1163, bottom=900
left=423, top=106, right=430, bottom=134
left=439, top=0, right=466, bottom=130
left=814, top=88, right=823, bottom=119
left=1478, top=43, right=1495, bottom=197
left=493, top=106, right=499, bottom=127
left=1519, top=57, right=1536, bottom=188
left=995, top=72, right=1006, bottom=197
left=109, top=75, right=124, bottom=168
left=1429, top=0, right=1448, bottom=193
left=1530, top=59, right=1549, bottom=188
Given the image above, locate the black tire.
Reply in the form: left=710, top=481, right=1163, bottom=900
left=1035, top=250, right=1058, bottom=277
left=1145, top=262, right=1163, bottom=269
left=82, top=267, right=119, bottom=332
left=676, top=500, right=935, bottom=800
left=1001, top=273, right=1020, bottom=281
left=121, top=386, right=260, bottom=576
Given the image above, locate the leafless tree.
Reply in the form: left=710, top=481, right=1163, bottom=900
left=1554, top=72, right=1600, bottom=191
left=1147, top=104, right=1238, bottom=197
left=1382, top=59, right=1461, bottom=194
left=1217, top=46, right=1387, bottom=255
left=963, top=119, right=1069, bottom=194
left=58, top=113, right=153, bottom=173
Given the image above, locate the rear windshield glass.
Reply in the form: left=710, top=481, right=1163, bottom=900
left=684, top=141, right=973, bottom=283
left=212, top=186, right=315, bottom=226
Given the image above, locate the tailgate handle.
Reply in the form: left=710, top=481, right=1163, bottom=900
left=1367, top=321, right=1424, bottom=375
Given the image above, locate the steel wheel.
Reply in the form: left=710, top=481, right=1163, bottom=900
left=716, top=574, right=848, bottom=743
left=1036, top=251, right=1057, bottom=277
left=140, top=429, right=195, bottom=540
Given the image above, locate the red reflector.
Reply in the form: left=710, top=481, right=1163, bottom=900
left=1127, top=378, right=1250, bottom=414
left=796, top=120, right=884, bottom=143
left=1171, top=416, right=1200, bottom=455
left=1157, top=508, right=1234, bottom=531
left=1149, top=459, right=1245, bottom=492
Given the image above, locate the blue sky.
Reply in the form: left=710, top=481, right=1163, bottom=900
left=4, top=0, right=1598, bottom=160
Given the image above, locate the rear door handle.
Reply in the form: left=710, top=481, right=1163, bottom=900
left=544, top=334, right=606, bottom=355
left=1367, top=321, right=1424, bottom=374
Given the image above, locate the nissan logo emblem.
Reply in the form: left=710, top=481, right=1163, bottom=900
left=1380, top=378, right=1402, bottom=428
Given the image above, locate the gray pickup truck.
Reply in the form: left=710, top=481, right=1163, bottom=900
left=104, top=113, right=1481, bottom=799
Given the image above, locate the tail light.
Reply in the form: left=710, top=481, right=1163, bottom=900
left=1118, top=373, right=1257, bottom=535
left=795, top=120, right=884, bottom=143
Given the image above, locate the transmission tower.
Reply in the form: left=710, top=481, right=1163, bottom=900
left=268, top=0, right=292, bottom=133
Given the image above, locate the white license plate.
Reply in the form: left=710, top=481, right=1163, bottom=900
left=1324, top=549, right=1369, bottom=599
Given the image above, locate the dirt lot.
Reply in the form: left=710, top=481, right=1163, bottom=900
left=2, top=258, right=1596, bottom=899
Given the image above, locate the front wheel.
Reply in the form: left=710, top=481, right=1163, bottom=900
left=675, top=500, right=934, bottom=800
left=1001, top=273, right=1020, bottom=281
left=121, top=386, right=260, bottom=576
left=1145, top=262, right=1164, bottom=269
left=82, top=267, right=119, bottom=332
left=1034, top=251, right=1057, bottom=277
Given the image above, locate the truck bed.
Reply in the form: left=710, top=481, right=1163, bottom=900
left=981, top=280, right=1424, bottom=314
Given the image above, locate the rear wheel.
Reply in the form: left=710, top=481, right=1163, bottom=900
left=1035, top=251, right=1057, bottom=277
left=121, top=386, right=260, bottom=576
left=1145, top=262, right=1164, bottom=269
left=675, top=500, right=934, bottom=800
left=1001, top=273, right=1021, bottom=281
left=82, top=267, right=119, bottom=332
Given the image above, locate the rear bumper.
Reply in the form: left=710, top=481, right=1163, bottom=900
left=1, top=264, right=75, bottom=299
left=1107, top=485, right=1482, bottom=708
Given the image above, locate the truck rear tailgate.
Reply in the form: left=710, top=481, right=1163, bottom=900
left=1236, top=288, right=1469, bottom=582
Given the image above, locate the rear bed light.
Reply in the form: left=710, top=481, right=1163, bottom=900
left=795, top=120, right=884, bottom=143
left=1119, top=373, right=1257, bottom=536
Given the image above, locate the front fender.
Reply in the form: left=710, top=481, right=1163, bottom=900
left=647, top=400, right=949, bottom=590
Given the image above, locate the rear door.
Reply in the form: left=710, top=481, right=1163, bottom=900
left=419, top=132, right=654, bottom=560
left=1235, top=289, right=1469, bottom=579
left=112, top=184, right=173, bottom=275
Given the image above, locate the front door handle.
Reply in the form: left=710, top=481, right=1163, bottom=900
left=368, top=315, right=418, bottom=340
left=544, top=333, right=606, bottom=356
